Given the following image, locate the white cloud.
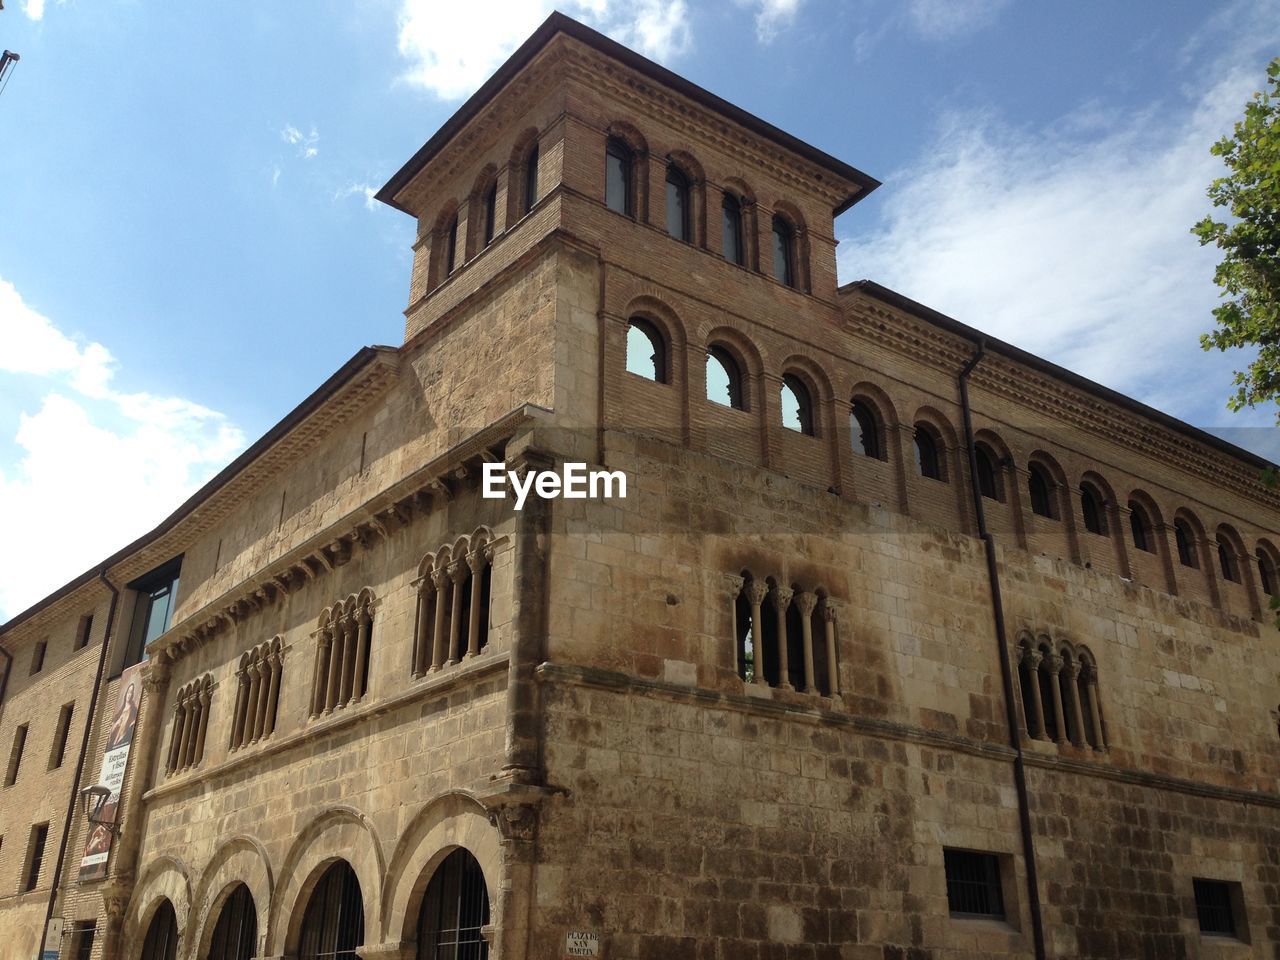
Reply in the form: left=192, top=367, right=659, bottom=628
left=21, top=0, right=45, bottom=21
left=334, top=182, right=378, bottom=210
left=838, top=56, right=1280, bottom=442
left=396, top=0, right=692, bottom=100
left=0, top=279, right=245, bottom=620
left=906, top=0, right=1011, bottom=40
left=740, top=0, right=801, bottom=43
left=281, top=123, right=319, bottom=159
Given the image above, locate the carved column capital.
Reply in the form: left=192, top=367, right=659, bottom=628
left=746, top=580, right=769, bottom=607
left=794, top=591, right=817, bottom=617
left=1024, top=649, right=1043, bottom=670
left=724, top=574, right=745, bottom=600
left=820, top=598, right=839, bottom=624
left=770, top=585, right=793, bottom=609
left=448, top=560, right=467, bottom=583
left=1046, top=653, right=1063, bottom=676
left=467, top=550, right=486, bottom=574
left=488, top=802, right=538, bottom=847
left=430, top=568, right=449, bottom=591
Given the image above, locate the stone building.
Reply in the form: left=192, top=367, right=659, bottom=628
left=1, top=12, right=1279, bottom=960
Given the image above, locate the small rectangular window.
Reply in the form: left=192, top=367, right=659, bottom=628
left=944, top=848, right=1005, bottom=919
left=5, top=724, right=29, bottom=786
left=49, top=702, right=75, bottom=769
left=75, top=613, right=94, bottom=650
left=122, top=559, right=182, bottom=669
left=70, top=923, right=96, bottom=960
left=605, top=140, right=632, bottom=216
left=22, top=822, right=48, bottom=892
left=1194, top=878, right=1242, bottom=938
left=30, top=641, right=47, bottom=676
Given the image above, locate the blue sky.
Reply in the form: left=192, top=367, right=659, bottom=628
left=1, top=0, right=1277, bottom=618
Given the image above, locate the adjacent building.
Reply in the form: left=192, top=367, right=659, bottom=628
left=1, top=13, right=1278, bottom=960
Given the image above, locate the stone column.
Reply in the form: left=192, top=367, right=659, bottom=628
left=1046, top=654, right=1067, bottom=745
left=1066, top=660, right=1087, bottom=748
left=466, top=551, right=485, bottom=659
left=1087, top=677, right=1106, bottom=751
left=264, top=650, right=281, bottom=738
left=413, top=585, right=431, bottom=678
left=353, top=608, right=371, bottom=702
left=325, top=624, right=344, bottom=713
left=747, top=579, right=768, bottom=686
left=245, top=661, right=263, bottom=743
left=312, top=630, right=331, bottom=718
left=166, top=701, right=185, bottom=774
left=795, top=591, right=817, bottom=694
left=1023, top=649, right=1046, bottom=740
left=179, top=693, right=198, bottom=769
left=229, top=669, right=248, bottom=750
left=341, top=616, right=358, bottom=704
left=194, top=684, right=210, bottom=763
left=771, top=586, right=793, bottom=691
left=724, top=575, right=744, bottom=678
left=430, top=569, right=449, bottom=672
left=821, top=599, right=840, bottom=697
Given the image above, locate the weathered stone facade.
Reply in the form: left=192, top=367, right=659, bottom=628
left=1, top=12, right=1278, bottom=960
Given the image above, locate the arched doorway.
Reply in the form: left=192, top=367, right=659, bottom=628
left=208, top=883, right=256, bottom=960
left=416, top=848, right=490, bottom=959
left=140, top=900, right=178, bottom=960
left=299, top=860, right=364, bottom=960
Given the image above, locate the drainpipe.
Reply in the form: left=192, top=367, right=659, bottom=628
left=43, top=566, right=119, bottom=955
left=0, top=642, right=12, bottom=723
left=958, top=341, right=1047, bottom=960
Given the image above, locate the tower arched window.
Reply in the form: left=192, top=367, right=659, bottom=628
left=444, top=214, right=458, bottom=277
left=416, top=849, right=491, bottom=960
left=772, top=215, right=795, bottom=287
left=850, top=402, right=882, bottom=460
left=626, top=318, right=667, bottom=383
left=666, top=166, right=690, bottom=242
left=1080, top=484, right=1107, bottom=535
left=208, top=883, right=257, bottom=960
left=974, top=444, right=1001, bottom=501
left=481, top=182, right=497, bottom=248
left=706, top=346, right=745, bottom=409
left=1217, top=536, right=1240, bottom=582
left=914, top=425, right=943, bottom=481
left=140, top=900, right=178, bottom=960
left=299, top=861, right=364, bottom=960
left=1257, top=549, right=1278, bottom=597
left=1028, top=464, right=1055, bottom=518
left=605, top=137, right=633, bottom=216
left=1174, top=519, right=1198, bottom=568
left=722, top=193, right=744, bottom=265
left=523, top=141, right=539, bottom=215
left=1036, top=644, right=1059, bottom=742
left=781, top=375, right=814, bottom=435
left=1128, top=501, right=1153, bottom=553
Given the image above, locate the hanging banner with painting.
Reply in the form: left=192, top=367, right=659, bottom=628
left=79, top=662, right=143, bottom=882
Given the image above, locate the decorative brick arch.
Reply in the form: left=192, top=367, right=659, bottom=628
left=381, top=791, right=502, bottom=946
left=190, top=837, right=273, bottom=960
left=269, top=807, right=385, bottom=957
left=124, top=856, right=192, bottom=959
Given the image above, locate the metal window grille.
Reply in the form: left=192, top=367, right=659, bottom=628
left=418, top=849, right=490, bottom=960
left=300, top=861, right=364, bottom=960
left=209, top=883, right=257, bottom=960
left=1194, top=879, right=1237, bottom=937
left=944, top=849, right=1005, bottom=919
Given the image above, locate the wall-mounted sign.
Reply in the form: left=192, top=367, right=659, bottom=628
left=566, top=931, right=600, bottom=957
left=40, top=916, right=63, bottom=960
left=79, top=662, right=144, bottom=881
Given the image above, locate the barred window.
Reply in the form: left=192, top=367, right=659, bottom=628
left=209, top=882, right=257, bottom=960
left=944, top=849, right=1004, bottom=919
left=140, top=900, right=179, bottom=960
left=166, top=675, right=212, bottom=775
left=231, top=638, right=283, bottom=750
left=417, top=848, right=491, bottom=960
left=300, top=860, right=364, bottom=960
left=1194, top=878, right=1241, bottom=938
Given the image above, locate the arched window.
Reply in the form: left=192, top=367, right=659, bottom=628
left=850, top=402, right=882, bottom=460
left=706, top=346, right=745, bottom=409
left=1028, top=464, right=1055, bottom=519
left=310, top=591, right=375, bottom=718
left=605, top=137, right=632, bottom=216
left=1080, top=484, right=1107, bottom=535
left=626, top=318, right=667, bottom=382
left=230, top=639, right=282, bottom=752
left=1217, top=536, right=1239, bottom=582
left=974, top=444, right=1001, bottom=501
left=1036, top=645, right=1059, bottom=742
left=208, top=883, right=257, bottom=960
left=1128, top=501, right=1153, bottom=553
left=481, top=182, right=497, bottom=249
left=1174, top=519, right=1198, bottom=568
left=772, top=215, right=795, bottom=287
left=412, top=535, right=495, bottom=677
left=914, top=425, right=943, bottom=481
left=780, top=375, right=814, bottom=435
left=1258, top=549, right=1278, bottom=597
left=140, top=900, right=178, bottom=960
left=665, top=166, right=690, bottom=242
left=722, top=193, right=744, bottom=265
left=1077, top=656, right=1103, bottom=750
left=299, top=861, right=364, bottom=960
left=444, top=214, right=458, bottom=277
left=735, top=573, right=756, bottom=682
left=416, top=849, right=491, bottom=960
left=523, top=141, right=539, bottom=215
left=1016, top=641, right=1041, bottom=739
